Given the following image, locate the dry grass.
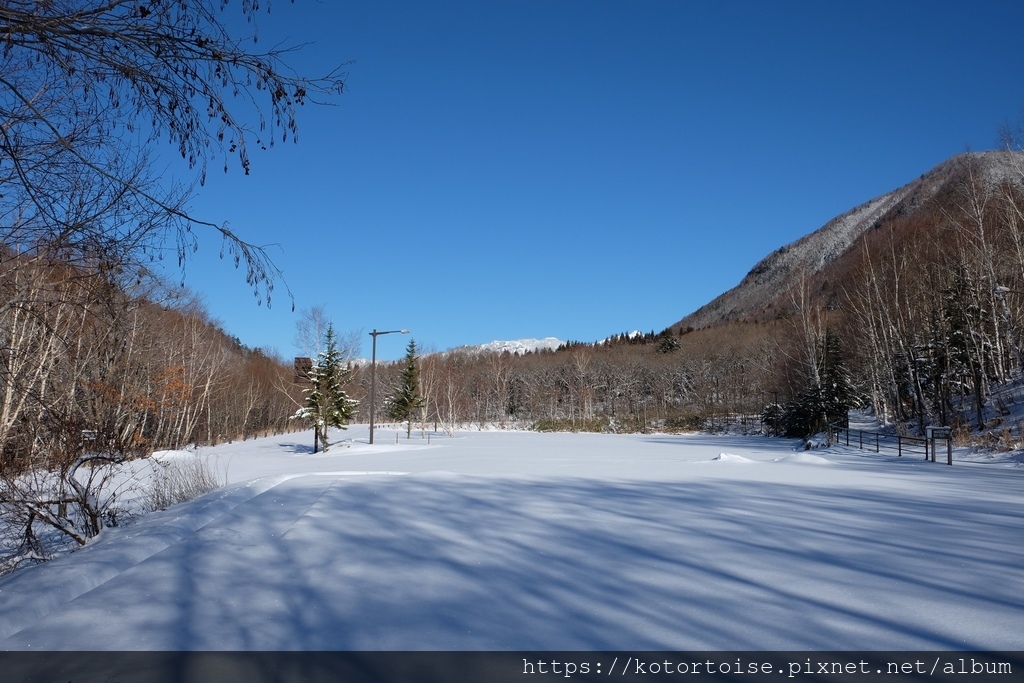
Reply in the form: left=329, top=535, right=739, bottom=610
left=143, top=457, right=224, bottom=512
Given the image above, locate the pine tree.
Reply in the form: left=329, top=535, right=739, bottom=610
left=943, top=265, right=992, bottom=430
left=781, top=330, right=857, bottom=439
left=294, top=324, right=358, bottom=452
left=386, top=339, right=426, bottom=438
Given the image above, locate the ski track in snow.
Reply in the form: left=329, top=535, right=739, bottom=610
left=1, top=427, right=1023, bottom=650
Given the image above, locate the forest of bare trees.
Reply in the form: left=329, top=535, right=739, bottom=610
left=6, top=150, right=1024, bottom=574
left=6, top=153, right=1024, bottom=472
left=0, top=0, right=347, bottom=472
left=842, top=152, right=1024, bottom=435
left=361, top=324, right=793, bottom=436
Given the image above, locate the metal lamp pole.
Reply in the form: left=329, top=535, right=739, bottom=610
left=368, top=328, right=409, bottom=444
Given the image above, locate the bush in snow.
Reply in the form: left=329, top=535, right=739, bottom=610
left=143, top=456, right=223, bottom=512
left=1, top=451, right=225, bottom=575
left=0, top=453, right=133, bottom=573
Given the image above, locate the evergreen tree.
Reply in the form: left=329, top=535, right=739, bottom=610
left=818, top=330, right=857, bottom=428
left=781, top=330, right=857, bottom=438
left=386, top=339, right=426, bottom=438
left=294, top=324, right=358, bottom=452
left=761, top=402, right=785, bottom=436
left=657, top=331, right=680, bottom=353
left=943, top=265, right=992, bottom=430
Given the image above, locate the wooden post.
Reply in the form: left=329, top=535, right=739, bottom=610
left=947, top=436, right=953, bottom=466
left=875, top=433, right=879, bottom=453
left=897, top=435, right=902, bottom=457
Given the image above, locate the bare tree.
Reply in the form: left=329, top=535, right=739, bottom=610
left=0, top=2, right=345, bottom=569
left=0, top=0, right=347, bottom=303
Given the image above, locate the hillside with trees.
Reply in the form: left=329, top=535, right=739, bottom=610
left=7, top=139, right=1024, bottom=571
left=5, top=5, right=1022, bottom=455
left=366, top=150, right=1024, bottom=442
left=8, top=148, right=1024, bottom=476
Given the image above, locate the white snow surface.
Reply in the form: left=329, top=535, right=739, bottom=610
left=1, top=426, right=1022, bottom=651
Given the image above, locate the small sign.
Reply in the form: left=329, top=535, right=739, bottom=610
left=926, top=426, right=951, bottom=439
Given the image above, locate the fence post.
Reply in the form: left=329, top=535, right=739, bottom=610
left=859, top=430, right=863, bottom=449
left=898, top=435, right=902, bottom=457
left=875, top=433, right=879, bottom=453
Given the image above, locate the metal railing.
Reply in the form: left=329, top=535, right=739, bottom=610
left=831, top=426, right=954, bottom=465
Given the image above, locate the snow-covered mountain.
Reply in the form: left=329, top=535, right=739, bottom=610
left=674, top=150, right=1024, bottom=331
left=350, top=337, right=566, bottom=365
left=453, top=337, right=566, bottom=355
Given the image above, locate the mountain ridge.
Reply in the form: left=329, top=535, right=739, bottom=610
left=672, top=150, right=1024, bottom=332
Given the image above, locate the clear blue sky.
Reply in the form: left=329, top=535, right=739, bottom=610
left=167, top=0, right=1024, bottom=360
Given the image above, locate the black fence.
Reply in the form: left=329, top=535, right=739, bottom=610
left=831, top=426, right=954, bottom=465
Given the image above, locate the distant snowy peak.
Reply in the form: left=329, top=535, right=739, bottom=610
left=456, top=337, right=566, bottom=355
left=602, top=330, right=642, bottom=343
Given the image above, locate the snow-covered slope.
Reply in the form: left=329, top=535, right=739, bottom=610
left=676, top=150, right=1024, bottom=330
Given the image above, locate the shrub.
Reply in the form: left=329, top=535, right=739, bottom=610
left=144, top=457, right=224, bottom=512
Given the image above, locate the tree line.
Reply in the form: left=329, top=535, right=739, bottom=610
left=356, top=323, right=793, bottom=437
left=1, top=0, right=344, bottom=567
left=0, top=257, right=305, bottom=474
left=9, top=150, right=1024, bottom=476
left=361, top=153, right=1024, bottom=442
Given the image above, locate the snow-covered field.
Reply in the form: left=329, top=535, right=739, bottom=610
left=1, top=426, right=1022, bottom=651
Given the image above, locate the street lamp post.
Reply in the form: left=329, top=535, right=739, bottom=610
left=369, top=328, right=409, bottom=444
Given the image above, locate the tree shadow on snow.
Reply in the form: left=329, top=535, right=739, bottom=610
left=3, top=472, right=1023, bottom=651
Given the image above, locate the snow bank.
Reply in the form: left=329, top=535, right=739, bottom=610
left=712, top=452, right=755, bottom=462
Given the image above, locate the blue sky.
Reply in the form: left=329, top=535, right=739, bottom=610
left=167, top=1, right=1024, bottom=360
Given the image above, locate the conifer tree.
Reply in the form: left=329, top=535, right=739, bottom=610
left=386, top=339, right=426, bottom=438
left=294, top=324, right=358, bottom=452
left=781, top=330, right=857, bottom=438
left=817, top=330, right=857, bottom=430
